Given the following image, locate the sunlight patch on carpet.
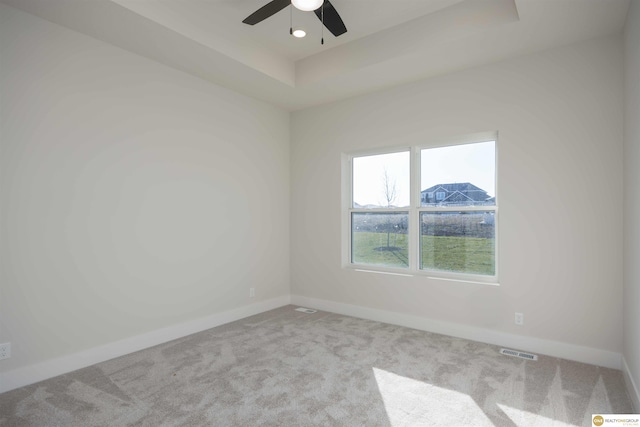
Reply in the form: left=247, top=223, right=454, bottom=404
left=496, top=365, right=595, bottom=427
left=372, top=367, right=493, bottom=427
left=497, top=404, right=576, bottom=427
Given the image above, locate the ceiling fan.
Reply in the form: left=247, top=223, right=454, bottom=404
left=243, top=0, right=347, bottom=40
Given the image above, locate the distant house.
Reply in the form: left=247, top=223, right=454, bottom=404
left=421, top=182, right=494, bottom=206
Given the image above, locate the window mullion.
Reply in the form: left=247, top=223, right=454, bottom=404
left=409, top=146, right=420, bottom=271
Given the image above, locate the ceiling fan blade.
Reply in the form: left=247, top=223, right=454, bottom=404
left=243, top=0, right=291, bottom=25
left=314, top=0, right=347, bottom=37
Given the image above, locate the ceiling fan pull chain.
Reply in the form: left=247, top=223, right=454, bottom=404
left=321, top=2, right=324, bottom=45
left=290, top=2, right=293, bottom=35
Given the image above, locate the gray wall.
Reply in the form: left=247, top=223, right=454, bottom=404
left=291, top=36, right=624, bottom=361
left=623, top=0, right=640, bottom=411
left=0, top=4, right=290, bottom=374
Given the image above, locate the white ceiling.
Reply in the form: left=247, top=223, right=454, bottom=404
left=1, top=0, right=631, bottom=111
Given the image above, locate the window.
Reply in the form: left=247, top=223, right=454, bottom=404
left=351, top=151, right=410, bottom=269
left=345, top=135, right=497, bottom=282
left=420, top=141, right=496, bottom=276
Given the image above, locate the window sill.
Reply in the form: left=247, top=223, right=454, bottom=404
left=344, top=264, right=499, bottom=286
left=424, top=274, right=500, bottom=286
left=354, top=268, right=414, bottom=277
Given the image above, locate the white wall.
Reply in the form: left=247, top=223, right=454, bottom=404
left=0, top=4, right=290, bottom=376
left=291, top=36, right=624, bottom=363
left=623, top=0, right=640, bottom=411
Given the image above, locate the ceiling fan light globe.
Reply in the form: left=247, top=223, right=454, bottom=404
left=292, top=28, right=306, bottom=38
left=291, top=0, right=323, bottom=12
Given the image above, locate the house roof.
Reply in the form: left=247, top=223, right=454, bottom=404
left=422, top=182, right=486, bottom=193
left=422, top=183, right=490, bottom=203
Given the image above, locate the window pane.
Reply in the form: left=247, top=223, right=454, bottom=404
left=421, top=141, right=495, bottom=207
left=420, top=212, right=495, bottom=275
left=352, top=212, right=409, bottom=268
left=353, top=151, right=410, bottom=208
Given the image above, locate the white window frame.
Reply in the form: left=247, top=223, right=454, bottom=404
left=342, top=132, right=499, bottom=285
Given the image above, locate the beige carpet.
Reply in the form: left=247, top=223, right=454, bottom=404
left=0, top=306, right=633, bottom=426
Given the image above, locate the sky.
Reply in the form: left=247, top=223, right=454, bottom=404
left=352, top=141, right=495, bottom=207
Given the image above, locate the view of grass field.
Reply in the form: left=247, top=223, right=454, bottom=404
left=351, top=231, right=495, bottom=275
left=421, top=235, right=494, bottom=275
left=351, top=232, right=409, bottom=268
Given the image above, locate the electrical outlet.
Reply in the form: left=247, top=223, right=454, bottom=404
left=515, top=312, right=524, bottom=326
left=249, top=288, right=255, bottom=298
left=0, top=342, right=11, bottom=360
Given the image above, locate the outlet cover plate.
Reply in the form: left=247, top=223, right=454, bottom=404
left=0, top=342, right=11, bottom=360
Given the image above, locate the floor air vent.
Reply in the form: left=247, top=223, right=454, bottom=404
left=295, top=307, right=317, bottom=314
left=500, top=348, right=538, bottom=361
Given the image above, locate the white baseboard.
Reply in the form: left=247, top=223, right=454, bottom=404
left=623, top=356, right=640, bottom=412
left=0, top=295, right=291, bottom=394
left=291, top=295, right=623, bottom=370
